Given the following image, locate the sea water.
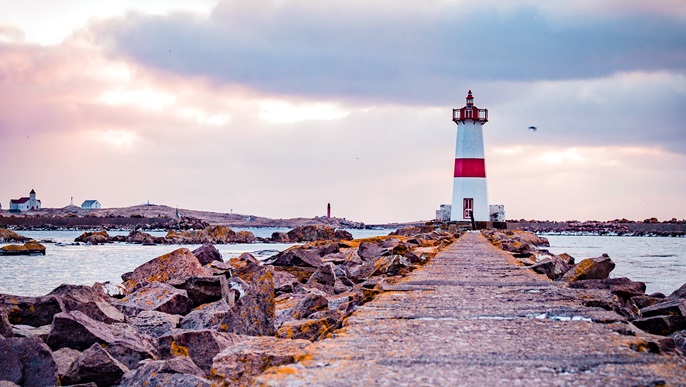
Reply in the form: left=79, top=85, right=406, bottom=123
left=0, top=228, right=391, bottom=296
left=544, top=235, right=686, bottom=296
left=1, top=230, right=683, bottom=297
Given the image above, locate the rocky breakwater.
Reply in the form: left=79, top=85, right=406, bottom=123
left=0, top=224, right=458, bottom=386
left=483, top=229, right=686, bottom=355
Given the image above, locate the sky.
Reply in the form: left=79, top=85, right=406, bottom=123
left=1, top=0, right=685, bottom=224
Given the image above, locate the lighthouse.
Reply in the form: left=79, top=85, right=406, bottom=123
left=450, top=90, right=489, bottom=222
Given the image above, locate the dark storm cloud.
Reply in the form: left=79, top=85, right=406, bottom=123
left=92, top=2, right=686, bottom=104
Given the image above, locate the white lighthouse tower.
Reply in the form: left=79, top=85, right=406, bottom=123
left=450, top=90, right=489, bottom=222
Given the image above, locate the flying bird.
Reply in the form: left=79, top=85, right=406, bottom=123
left=528, top=126, right=537, bottom=132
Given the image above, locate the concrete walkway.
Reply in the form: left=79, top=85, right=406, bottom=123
left=255, top=232, right=686, bottom=386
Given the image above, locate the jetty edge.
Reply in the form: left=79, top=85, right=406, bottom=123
left=255, top=230, right=686, bottom=386
left=0, top=224, right=683, bottom=386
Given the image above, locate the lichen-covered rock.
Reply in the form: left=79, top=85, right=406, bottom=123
left=0, top=336, right=58, bottom=387
left=119, top=357, right=210, bottom=387
left=211, top=336, right=310, bottom=387
left=180, top=300, right=230, bottom=330
left=123, top=248, right=207, bottom=292
left=192, top=244, right=223, bottom=266
left=229, top=252, right=261, bottom=278
left=165, top=226, right=255, bottom=244
left=117, top=282, right=194, bottom=316
left=276, top=316, right=336, bottom=341
left=561, top=254, right=615, bottom=282
left=372, top=254, right=412, bottom=277
left=75, top=230, right=110, bottom=244
left=61, top=343, right=128, bottom=387
left=157, top=329, right=241, bottom=375
left=289, top=294, right=329, bottom=320
left=129, top=310, right=182, bottom=338
left=286, top=225, right=353, bottom=242
left=1, top=293, right=63, bottom=327
left=0, top=241, right=46, bottom=255
left=270, top=231, right=290, bottom=242
left=219, top=266, right=275, bottom=336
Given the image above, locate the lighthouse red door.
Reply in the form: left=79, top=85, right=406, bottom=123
left=463, top=198, right=473, bottom=219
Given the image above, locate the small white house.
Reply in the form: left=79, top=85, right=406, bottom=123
left=9, top=189, right=41, bottom=212
left=81, top=200, right=101, bottom=210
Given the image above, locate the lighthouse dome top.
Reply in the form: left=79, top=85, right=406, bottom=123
left=453, top=90, right=488, bottom=124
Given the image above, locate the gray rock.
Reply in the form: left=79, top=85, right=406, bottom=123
left=122, top=248, right=207, bottom=292
left=0, top=294, right=63, bottom=327
left=61, top=343, right=128, bottom=387
left=170, top=276, right=227, bottom=307
left=129, top=310, right=182, bottom=338
left=640, top=298, right=686, bottom=318
left=306, top=262, right=337, bottom=288
left=158, top=329, right=241, bottom=375
left=0, top=308, right=11, bottom=338
left=180, top=300, right=229, bottom=330
left=116, top=282, right=193, bottom=316
left=53, top=347, right=82, bottom=378
left=0, top=336, right=58, bottom=387
left=668, top=283, right=686, bottom=299
left=48, top=284, right=125, bottom=324
left=119, top=357, right=208, bottom=387
left=632, top=315, right=686, bottom=336
left=11, top=324, right=51, bottom=340
left=270, top=247, right=322, bottom=268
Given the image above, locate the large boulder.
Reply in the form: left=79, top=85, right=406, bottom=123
left=0, top=336, right=58, bottom=387
left=0, top=241, right=46, bottom=256
left=46, top=311, right=157, bottom=368
left=273, top=270, right=300, bottom=295
left=117, top=282, right=194, bottom=316
left=228, top=253, right=262, bottom=280
left=289, top=294, right=328, bottom=320
left=48, top=284, right=126, bottom=323
left=640, top=298, right=686, bottom=318
left=123, top=248, right=207, bottom=292
left=671, top=330, right=686, bottom=355
left=158, top=329, right=241, bottom=375
left=219, top=267, right=275, bottom=336
left=211, top=336, right=310, bottom=387
left=531, top=256, right=573, bottom=280
left=61, top=342, right=128, bottom=387
left=129, top=310, right=182, bottom=338
left=286, top=225, right=353, bottom=242
left=75, top=231, right=110, bottom=244
left=192, top=244, right=223, bottom=265
left=632, top=315, right=686, bottom=336
left=569, top=277, right=647, bottom=299
left=180, top=300, right=230, bottom=330
left=119, top=357, right=210, bottom=387
left=1, top=294, right=63, bottom=327
left=561, top=254, right=615, bottom=282
left=270, top=247, right=322, bottom=268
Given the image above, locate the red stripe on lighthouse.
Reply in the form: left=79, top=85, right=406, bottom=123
left=454, top=158, right=486, bottom=178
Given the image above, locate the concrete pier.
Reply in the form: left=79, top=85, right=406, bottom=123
left=255, top=232, right=686, bottom=386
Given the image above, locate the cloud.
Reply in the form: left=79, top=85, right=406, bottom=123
left=89, top=0, right=686, bottom=105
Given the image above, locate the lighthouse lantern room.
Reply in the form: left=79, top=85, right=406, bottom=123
left=450, top=90, right=489, bottom=222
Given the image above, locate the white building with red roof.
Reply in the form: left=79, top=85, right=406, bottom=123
left=9, top=189, right=41, bottom=212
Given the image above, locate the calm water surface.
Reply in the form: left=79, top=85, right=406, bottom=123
left=0, top=228, right=391, bottom=296
left=3, top=230, right=683, bottom=297
left=545, top=235, right=686, bottom=296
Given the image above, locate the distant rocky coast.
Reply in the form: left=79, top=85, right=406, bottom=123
left=1, top=224, right=684, bottom=386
